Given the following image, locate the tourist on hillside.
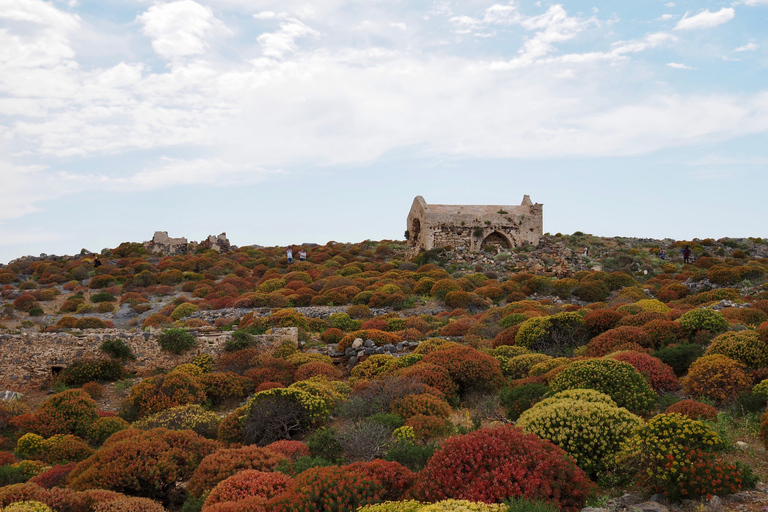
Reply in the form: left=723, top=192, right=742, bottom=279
left=659, top=249, right=666, bottom=260
left=582, top=247, right=589, bottom=257
left=299, top=249, right=307, bottom=261
left=93, top=255, right=102, bottom=268
left=286, top=248, right=293, bottom=264
left=682, top=246, right=691, bottom=264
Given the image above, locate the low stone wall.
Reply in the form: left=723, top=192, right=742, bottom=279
left=0, top=327, right=298, bottom=391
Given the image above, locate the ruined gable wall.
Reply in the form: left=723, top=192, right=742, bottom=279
left=0, top=327, right=297, bottom=391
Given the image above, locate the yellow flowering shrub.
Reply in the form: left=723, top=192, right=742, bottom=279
left=3, top=502, right=54, bottom=512
left=413, top=339, right=459, bottom=355
left=171, top=363, right=204, bottom=377
left=528, top=357, right=569, bottom=377
left=492, top=345, right=529, bottom=358
left=517, top=390, right=643, bottom=478
left=351, top=355, right=398, bottom=381
left=289, top=376, right=350, bottom=412
left=393, top=426, right=416, bottom=443
left=753, top=379, right=768, bottom=398
left=246, top=387, right=328, bottom=423
left=15, top=434, right=44, bottom=456
left=192, top=353, right=215, bottom=373
left=358, top=500, right=505, bottom=512
left=704, top=330, right=768, bottom=369
left=132, top=404, right=221, bottom=438
left=498, top=353, right=551, bottom=379
left=681, top=354, right=751, bottom=403
left=635, top=299, right=671, bottom=314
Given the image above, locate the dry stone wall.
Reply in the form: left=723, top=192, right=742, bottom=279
left=0, top=327, right=297, bottom=391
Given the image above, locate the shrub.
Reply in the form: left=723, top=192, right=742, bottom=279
left=430, top=280, right=461, bottom=301
left=60, top=359, right=123, bottom=386
left=499, top=383, right=548, bottom=422
left=42, top=434, right=93, bottom=464
left=404, top=414, right=451, bottom=440
left=141, top=314, right=172, bottom=330
left=498, top=353, right=551, bottom=379
left=643, top=319, right=687, bottom=348
left=514, top=313, right=586, bottom=354
left=29, top=463, right=77, bottom=489
left=188, top=444, right=287, bottom=497
left=204, top=469, right=291, bottom=508
left=99, top=338, right=135, bottom=361
left=665, top=399, right=718, bottom=421
left=583, top=310, right=623, bottom=336
left=549, top=359, right=657, bottom=414
left=171, top=302, right=199, bottom=321
left=74, top=317, right=108, bottom=329
left=681, top=355, right=751, bottom=404
left=68, top=428, right=217, bottom=499
left=517, top=390, right=643, bottom=478
left=295, top=362, right=343, bottom=381
left=34, top=389, right=99, bottom=438
left=584, top=326, right=651, bottom=357
left=704, top=330, right=768, bottom=369
left=242, top=388, right=325, bottom=446
left=677, top=308, right=729, bottom=334
left=337, top=330, right=402, bottom=352
left=123, top=372, right=207, bottom=420
left=421, top=346, right=502, bottom=394
left=199, top=372, right=254, bottom=405
left=133, top=404, right=221, bottom=439
left=320, top=328, right=345, bottom=344
left=157, top=328, right=198, bottom=354
left=652, top=342, right=703, bottom=376
left=390, top=394, right=452, bottom=420
left=397, top=364, right=458, bottom=402
left=607, top=351, right=680, bottom=393
left=3, top=502, right=53, bottom=512
left=87, top=416, right=130, bottom=444
left=264, top=440, right=310, bottom=461
left=93, top=497, right=166, bottom=512
left=410, top=425, right=593, bottom=511
left=346, top=459, right=415, bottom=501
left=268, top=466, right=384, bottom=512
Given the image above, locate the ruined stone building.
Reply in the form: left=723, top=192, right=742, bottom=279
left=406, top=195, right=543, bottom=258
left=144, top=231, right=231, bottom=256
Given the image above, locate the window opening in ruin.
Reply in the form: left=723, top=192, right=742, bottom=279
left=50, top=366, right=64, bottom=377
left=480, top=231, right=512, bottom=251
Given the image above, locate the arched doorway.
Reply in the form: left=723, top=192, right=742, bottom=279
left=410, top=218, right=421, bottom=244
left=480, top=231, right=512, bottom=251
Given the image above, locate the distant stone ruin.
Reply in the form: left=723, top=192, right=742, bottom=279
left=406, top=195, right=543, bottom=259
left=144, top=231, right=231, bottom=256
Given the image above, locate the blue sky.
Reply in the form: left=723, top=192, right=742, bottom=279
left=0, top=0, right=766, bottom=263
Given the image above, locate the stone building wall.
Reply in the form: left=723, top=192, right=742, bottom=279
left=406, top=196, right=544, bottom=258
left=0, top=327, right=297, bottom=391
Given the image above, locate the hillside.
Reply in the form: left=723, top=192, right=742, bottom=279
left=1, top=233, right=768, bottom=512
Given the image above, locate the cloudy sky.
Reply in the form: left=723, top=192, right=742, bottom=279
left=0, top=0, right=766, bottom=263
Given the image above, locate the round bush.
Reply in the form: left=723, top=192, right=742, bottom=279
left=607, top=351, right=680, bottom=393
left=498, top=353, right=551, bottom=379
left=421, top=346, right=502, bottom=394
left=268, top=466, right=384, bottom=512
left=34, top=389, right=99, bottom=438
left=584, top=326, right=651, bottom=357
left=188, top=445, right=287, bottom=497
left=677, top=308, right=729, bottom=334
left=517, top=390, right=643, bottom=478
left=204, top=470, right=291, bottom=507
left=681, top=355, right=751, bottom=403
left=704, top=330, right=768, bottom=369
left=123, top=372, right=207, bottom=420
left=549, top=359, right=658, bottom=414
left=642, top=320, right=687, bottom=348
left=409, top=425, right=593, bottom=511
left=263, top=440, right=310, bottom=461
left=132, top=404, right=221, bottom=439
left=390, top=394, right=452, bottom=420
left=93, top=497, right=166, bottom=512
left=157, top=328, right=197, bottom=354
left=664, top=399, right=718, bottom=421
left=3, top=502, right=53, bottom=512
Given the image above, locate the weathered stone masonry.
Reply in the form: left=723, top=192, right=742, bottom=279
left=0, top=327, right=297, bottom=391
left=406, top=195, right=543, bottom=259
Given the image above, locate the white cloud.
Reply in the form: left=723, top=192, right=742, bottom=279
left=667, top=62, right=694, bottom=69
left=665, top=2, right=676, bottom=6
left=742, top=0, right=768, bottom=5
left=735, top=42, right=758, bottom=51
left=657, top=14, right=674, bottom=21
left=137, top=0, right=228, bottom=59
left=674, top=8, right=735, bottom=30
left=390, top=22, right=407, bottom=31
left=257, top=18, right=319, bottom=58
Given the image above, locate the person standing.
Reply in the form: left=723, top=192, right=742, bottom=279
left=682, top=246, right=691, bottom=264
left=298, top=249, right=307, bottom=261
left=286, top=248, right=293, bottom=264
left=93, top=255, right=102, bottom=268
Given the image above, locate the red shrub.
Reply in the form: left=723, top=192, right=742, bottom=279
left=584, top=326, right=651, bottom=357
left=361, top=318, right=389, bottom=331
left=68, top=428, right=218, bottom=499
left=642, top=319, right=687, bottom=348
left=617, top=311, right=665, bottom=328
left=391, top=393, right=452, bottom=419
left=199, top=372, right=254, bottom=405
left=405, top=414, right=451, bottom=440
left=397, top=363, right=459, bottom=401
left=217, top=348, right=261, bottom=374
left=188, top=445, right=287, bottom=497
left=608, top=351, right=680, bottom=393
left=244, top=357, right=296, bottom=387
left=320, top=328, right=345, bottom=344
left=583, top=310, right=623, bottom=336
left=337, top=330, right=402, bottom=351
left=255, top=382, right=285, bottom=392
left=439, top=319, right=473, bottom=337
left=204, top=470, right=291, bottom=507
left=29, top=462, right=77, bottom=489
left=264, top=440, right=310, bottom=461
left=492, top=326, right=520, bottom=348
left=294, top=362, right=342, bottom=381
left=665, top=399, right=718, bottom=421
left=346, top=459, right=414, bottom=500
left=123, top=372, right=207, bottom=420
left=409, top=425, right=593, bottom=511
left=0, top=451, right=16, bottom=465
left=422, top=346, right=503, bottom=394
left=267, top=466, right=384, bottom=512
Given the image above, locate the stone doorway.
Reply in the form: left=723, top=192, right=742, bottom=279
left=480, top=231, right=512, bottom=251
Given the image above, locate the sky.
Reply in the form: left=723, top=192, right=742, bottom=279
left=0, top=0, right=767, bottom=264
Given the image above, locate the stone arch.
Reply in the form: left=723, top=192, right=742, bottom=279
left=480, top=231, right=512, bottom=250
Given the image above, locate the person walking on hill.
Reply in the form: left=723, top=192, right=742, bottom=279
left=286, top=248, right=293, bottom=264
left=682, top=246, right=691, bottom=264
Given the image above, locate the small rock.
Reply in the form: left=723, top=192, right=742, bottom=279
left=344, top=348, right=357, bottom=357
left=351, top=338, right=364, bottom=349
left=735, top=441, right=749, bottom=450
left=364, top=339, right=376, bottom=348
left=364, top=347, right=375, bottom=355
left=347, top=356, right=358, bottom=367
left=621, top=494, right=642, bottom=507
left=629, top=502, right=669, bottom=512
left=649, top=494, right=667, bottom=504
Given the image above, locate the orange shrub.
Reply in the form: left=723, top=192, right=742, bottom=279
left=584, top=326, right=651, bottom=357
left=397, top=363, right=458, bottom=402
left=665, top=399, right=718, bottom=421
left=608, top=351, right=680, bottom=393
left=642, top=319, right=687, bottom=348
left=294, top=362, right=342, bottom=381
left=346, top=459, right=414, bottom=501
left=264, top=440, right=310, bottom=461
left=188, top=445, right=287, bottom=497
left=204, top=470, right=291, bottom=508
left=583, top=310, right=623, bottom=336
left=390, top=393, right=452, bottom=419
left=123, top=372, right=207, bottom=420
left=34, top=389, right=99, bottom=438
left=422, top=346, right=503, bottom=394
left=681, top=355, right=751, bottom=404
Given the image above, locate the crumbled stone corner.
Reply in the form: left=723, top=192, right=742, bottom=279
left=0, top=327, right=297, bottom=391
left=405, top=195, right=544, bottom=259
left=144, top=231, right=232, bottom=256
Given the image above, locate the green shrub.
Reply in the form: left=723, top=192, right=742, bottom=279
left=704, top=330, right=768, bottom=369
left=170, top=302, right=199, bottom=321
left=133, top=404, right=220, bottom=439
left=384, top=441, right=438, bottom=472
left=549, top=359, right=658, bottom=414
left=499, top=383, right=548, bottom=421
left=60, top=360, right=124, bottom=385
left=652, top=343, right=703, bottom=376
left=225, top=330, right=259, bottom=352
left=157, top=328, right=197, bottom=354
left=677, top=308, right=729, bottom=334
left=99, top=338, right=136, bottom=361
left=91, top=292, right=116, bottom=303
